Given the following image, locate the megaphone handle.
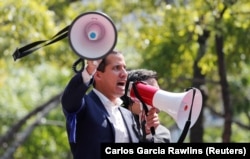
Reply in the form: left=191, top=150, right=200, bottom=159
left=72, top=58, right=85, bottom=73
left=150, top=127, right=155, bottom=135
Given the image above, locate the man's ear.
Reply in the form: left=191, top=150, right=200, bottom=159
left=94, top=71, right=102, bottom=81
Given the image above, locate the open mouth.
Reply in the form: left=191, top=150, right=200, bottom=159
left=117, top=81, right=126, bottom=87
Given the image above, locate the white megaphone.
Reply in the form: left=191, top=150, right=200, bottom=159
left=68, top=11, right=117, bottom=60
left=127, top=82, right=203, bottom=130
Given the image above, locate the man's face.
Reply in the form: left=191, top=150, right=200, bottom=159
left=94, top=53, right=128, bottom=102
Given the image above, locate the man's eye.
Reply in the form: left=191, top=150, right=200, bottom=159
left=114, top=66, right=120, bottom=70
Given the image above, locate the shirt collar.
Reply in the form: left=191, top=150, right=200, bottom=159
left=93, top=88, right=123, bottom=110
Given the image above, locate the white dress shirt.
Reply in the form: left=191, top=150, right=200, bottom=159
left=93, top=88, right=130, bottom=143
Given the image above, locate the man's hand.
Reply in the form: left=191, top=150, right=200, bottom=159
left=86, top=60, right=102, bottom=75
left=145, top=108, right=160, bottom=134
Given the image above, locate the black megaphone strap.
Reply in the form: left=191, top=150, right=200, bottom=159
left=12, top=25, right=70, bottom=61
left=177, top=88, right=196, bottom=143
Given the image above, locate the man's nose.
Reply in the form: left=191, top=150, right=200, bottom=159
left=121, top=68, right=128, bottom=77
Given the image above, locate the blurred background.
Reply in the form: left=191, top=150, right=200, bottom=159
left=0, top=0, right=249, bottom=158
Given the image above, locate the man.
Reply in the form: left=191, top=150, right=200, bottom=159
left=121, top=68, right=171, bottom=143
left=61, top=51, right=160, bottom=159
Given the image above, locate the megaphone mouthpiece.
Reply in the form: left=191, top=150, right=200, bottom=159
left=86, top=22, right=104, bottom=41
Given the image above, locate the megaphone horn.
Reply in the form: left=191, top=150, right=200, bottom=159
left=127, top=82, right=203, bottom=130
left=69, top=11, right=117, bottom=60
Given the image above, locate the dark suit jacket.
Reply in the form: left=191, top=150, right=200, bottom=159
left=61, top=73, right=140, bottom=159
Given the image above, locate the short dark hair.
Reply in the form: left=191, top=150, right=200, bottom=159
left=127, top=69, right=158, bottom=83
left=96, top=50, right=122, bottom=72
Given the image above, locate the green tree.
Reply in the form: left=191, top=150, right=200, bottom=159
left=125, top=0, right=250, bottom=142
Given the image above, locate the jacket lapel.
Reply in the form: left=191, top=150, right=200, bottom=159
left=119, top=107, right=140, bottom=142
left=88, top=91, right=139, bottom=143
left=88, top=91, right=116, bottom=141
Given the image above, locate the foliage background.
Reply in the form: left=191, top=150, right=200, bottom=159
left=0, top=0, right=249, bottom=158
